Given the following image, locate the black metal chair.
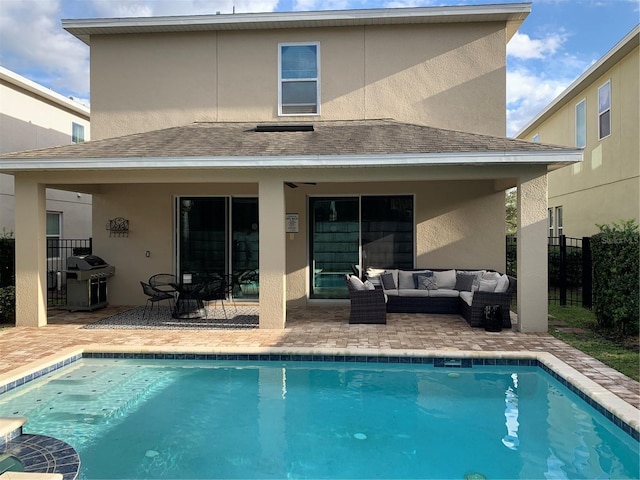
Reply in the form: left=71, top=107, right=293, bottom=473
left=149, top=273, right=178, bottom=294
left=197, top=275, right=228, bottom=319
left=140, top=281, right=174, bottom=320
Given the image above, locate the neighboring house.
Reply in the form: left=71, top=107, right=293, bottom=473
left=517, top=25, right=639, bottom=239
left=0, top=4, right=582, bottom=332
left=0, top=66, right=92, bottom=239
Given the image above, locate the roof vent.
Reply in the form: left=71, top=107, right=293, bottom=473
left=255, top=124, right=314, bottom=132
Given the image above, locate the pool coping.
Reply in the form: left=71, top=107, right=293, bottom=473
left=1, top=345, right=638, bottom=445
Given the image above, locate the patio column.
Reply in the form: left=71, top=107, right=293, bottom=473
left=14, top=175, right=48, bottom=327
left=516, top=169, right=548, bottom=332
left=258, top=178, right=286, bottom=329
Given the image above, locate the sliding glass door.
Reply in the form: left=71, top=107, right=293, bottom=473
left=309, top=195, right=413, bottom=299
left=177, top=196, right=258, bottom=299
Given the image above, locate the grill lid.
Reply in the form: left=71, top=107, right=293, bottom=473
left=67, top=254, right=109, bottom=270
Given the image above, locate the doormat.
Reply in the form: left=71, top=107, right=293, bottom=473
left=82, top=305, right=259, bottom=330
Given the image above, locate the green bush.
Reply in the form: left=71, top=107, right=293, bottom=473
left=591, top=220, right=639, bottom=335
left=548, top=244, right=583, bottom=287
left=0, top=236, right=15, bottom=288
left=0, top=285, right=15, bottom=324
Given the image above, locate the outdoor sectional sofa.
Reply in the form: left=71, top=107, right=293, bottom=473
left=346, top=268, right=516, bottom=328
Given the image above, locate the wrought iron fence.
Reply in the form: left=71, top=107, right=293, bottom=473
left=506, top=235, right=592, bottom=308
left=46, top=238, right=92, bottom=307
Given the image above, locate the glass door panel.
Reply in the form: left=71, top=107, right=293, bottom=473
left=232, top=198, right=259, bottom=300
left=309, top=197, right=359, bottom=299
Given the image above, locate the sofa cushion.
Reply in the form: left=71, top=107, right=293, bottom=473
left=412, top=270, right=433, bottom=288
left=416, top=274, right=438, bottom=290
left=348, top=275, right=366, bottom=291
left=479, top=279, right=498, bottom=292
left=482, top=271, right=500, bottom=281
left=398, top=270, right=420, bottom=289
left=459, top=291, right=474, bottom=306
left=363, top=280, right=376, bottom=290
left=398, top=289, right=430, bottom=297
left=434, top=269, right=456, bottom=289
left=454, top=273, right=475, bottom=292
left=365, top=267, right=386, bottom=286
left=495, top=274, right=510, bottom=293
left=380, top=272, right=397, bottom=290
left=428, top=288, right=459, bottom=298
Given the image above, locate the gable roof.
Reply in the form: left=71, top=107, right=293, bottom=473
left=0, top=119, right=580, bottom=172
left=63, top=3, right=531, bottom=46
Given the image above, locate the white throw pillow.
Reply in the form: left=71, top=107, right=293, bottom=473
left=495, top=274, right=509, bottom=293
left=434, top=269, right=456, bottom=289
left=363, top=280, right=376, bottom=290
left=478, top=279, right=498, bottom=292
left=349, top=275, right=366, bottom=291
left=482, top=271, right=500, bottom=281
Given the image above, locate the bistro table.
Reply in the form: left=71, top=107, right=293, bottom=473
left=170, top=281, right=206, bottom=319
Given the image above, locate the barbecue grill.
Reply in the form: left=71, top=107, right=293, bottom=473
left=66, top=255, right=116, bottom=311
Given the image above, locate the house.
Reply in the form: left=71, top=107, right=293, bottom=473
left=517, top=25, right=639, bottom=238
left=0, top=4, right=582, bottom=332
left=0, top=66, right=92, bottom=239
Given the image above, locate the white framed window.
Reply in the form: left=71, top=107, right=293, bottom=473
left=556, top=206, right=563, bottom=236
left=532, top=133, right=539, bottom=143
left=72, top=122, right=85, bottom=143
left=575, top=99, right=586, bottom=148
left=548, top=208, right=554, bottom=237
left=598, top=80, right=611, bottom=140
left=278, top=42, right=320, bottom=115
left=46, top=212, right=62, bottom=258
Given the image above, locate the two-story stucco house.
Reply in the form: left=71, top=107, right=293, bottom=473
left=0, top=4, right=582, bottom=332
left=0, top=66, right=92, bottom=239
left=517, top=25, right=639, bottom=238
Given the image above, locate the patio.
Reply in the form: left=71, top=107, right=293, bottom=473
left=1, top=305, right=638, bottom=411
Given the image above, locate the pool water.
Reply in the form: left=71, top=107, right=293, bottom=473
left=0, top=359, right=638, bottom=479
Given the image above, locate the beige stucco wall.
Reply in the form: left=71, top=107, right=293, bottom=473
left=90, top=22, right=507, bottom=140
left=520, top=44, right=639, bottom=238
left=82, top=178, right=505, bottom=307
left=0, top=75, right=92, bottom=236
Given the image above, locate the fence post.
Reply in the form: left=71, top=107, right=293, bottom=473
left=559, top=234, right=567, bottom=306
left=582, top=236, right=592, bottom=309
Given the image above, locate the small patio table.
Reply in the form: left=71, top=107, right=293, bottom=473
left=170, top=282, right=206, bottom=319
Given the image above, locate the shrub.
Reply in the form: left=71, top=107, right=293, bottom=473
left=591, top=220, right=639, bottom=335
left=0, top=236, right=15, bottom=288
left=0, top=285, right=15, bottom=324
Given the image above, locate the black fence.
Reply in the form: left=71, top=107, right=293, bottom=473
left=46, top=238, right=93, bottom=306
left=506, top=235, right=592, bottom=308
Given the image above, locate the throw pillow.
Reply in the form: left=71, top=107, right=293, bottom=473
left=433, top=269, right=456, bottom=289
left=478, top=279, right=498, bottom=292
left=495, top=274, right=510, bottom=293
left=398, top=270, right=418, bottom=289
left=482, top=271, right=500, bottom=281
left=454, top=273, right=475, bottom=292
left=380, top=272, right=396, bottom=290
left=417, top=274, right=438, bottom=290
left=348, top=275, right=366, bottom=291
left=413, top=270, right=433, bottom=288
left=363, top=280, right=376, bottom=290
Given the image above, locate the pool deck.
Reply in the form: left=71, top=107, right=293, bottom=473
left=1, top=305, right=638, bottom=415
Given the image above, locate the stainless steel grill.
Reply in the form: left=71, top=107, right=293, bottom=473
left=65, top=255, right=116, bottom=311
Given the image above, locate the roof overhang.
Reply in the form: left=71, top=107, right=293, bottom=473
left=0, top=151, right=581, bottom=174
left=63, top=3, right=531, bottom=46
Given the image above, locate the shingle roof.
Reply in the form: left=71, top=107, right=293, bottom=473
left=1, top=119, right=573, bottom=161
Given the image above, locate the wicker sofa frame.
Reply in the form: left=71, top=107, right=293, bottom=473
left=345, top=271, right=516, bottom=328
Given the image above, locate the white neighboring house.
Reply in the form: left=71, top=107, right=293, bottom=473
left=0, top=66, right=92, bottom=240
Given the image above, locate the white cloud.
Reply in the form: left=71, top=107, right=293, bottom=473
left=0, top=0, right=89, bottom=96
left=507, top=31, right=566, bottom=60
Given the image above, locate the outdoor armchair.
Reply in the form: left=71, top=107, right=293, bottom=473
left=344, top=274, right=387, bottom=324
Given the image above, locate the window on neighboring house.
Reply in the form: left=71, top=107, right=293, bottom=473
left=548, top=208, right=554, bottom=237
left=575, top=99, right=586, bottom=148
left=598, top=81, right=611, bottom=140
left=532, top=133, right=539, bottom=143
left=279, top=42, right=320, bottom=115
left=72, top=122, right=85, bottom=143
left=47, top=212, right=61, bottom=258
left=556, top=206, right=563, bottom=236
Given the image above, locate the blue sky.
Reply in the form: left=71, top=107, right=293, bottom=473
left=0, top=0, right=638, bottom=136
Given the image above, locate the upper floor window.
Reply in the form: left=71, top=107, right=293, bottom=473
left=548, top=208, right=554, bottom=237
left=532, top=133, right=539, bottom=143
left=556, top=206, right=563, bottom=236
left=575, top=99, right=586, bottom=148
left=279, top=43, right=320, bottom=115
left=598, top=81, right=611, bottom=140
left=72, top=122, right=85, bottom=143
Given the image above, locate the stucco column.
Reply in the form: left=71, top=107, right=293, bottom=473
left=14, top=175, right=48, bottom=327
left=258, top=178, right=286, bottom=329
left=516, top=169, right=548, bottom=332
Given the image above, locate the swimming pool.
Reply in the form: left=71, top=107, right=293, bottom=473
left=0, top=354, right=638, bottom=479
